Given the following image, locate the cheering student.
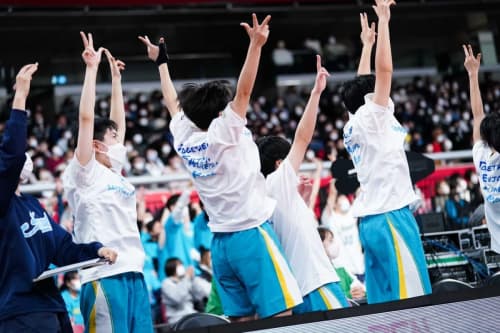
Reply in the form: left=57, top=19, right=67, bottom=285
left=139, top=13, right=302, bottom=321
left=0, top=63, right=117, bottom=332
left=63, top=33, right=152, bottom=332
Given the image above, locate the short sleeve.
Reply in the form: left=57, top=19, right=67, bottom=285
left=266, top=158, right=299, bottom=200
left=66, top=154, right=99, bottom=189
left=472, top=140, right=488, bottom=168
left=170, top=111, right=195, bottom=147
left=207, top=103, right=248, bottom=146
left=356, top=93, right=395, bottom=133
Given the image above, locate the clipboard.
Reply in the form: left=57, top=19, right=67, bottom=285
left=33, top=258, right=109, bottom=282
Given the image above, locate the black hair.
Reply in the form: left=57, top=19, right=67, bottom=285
left=340, top=74, right=375, bottom=114
left=317, top=226, right=333, bottom=242
left=178, top=80, right=233, bottom=130
left=480, top=112, right=500, bottom=152
left=256, top=136, right=291, bottom=177
left=166, top=194, right=181, bottom=211
left=93, top=117, right=118, bottom=141
left=199, top=246, right=210, bottom=258
left=146, top=219, right=160, bottom=233
left=60, top=271, right=78, bottom=291
left=165, top=257, right=181, bottom=277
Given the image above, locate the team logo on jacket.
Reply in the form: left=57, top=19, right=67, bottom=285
left=21, top=211, right=53, bottom=238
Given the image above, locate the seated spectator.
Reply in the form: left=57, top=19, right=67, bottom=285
left=161, top=258, right=210, bottom=324
left=318, top=227, right=365, bottom=300
left=197, top=246, right=212, bottom=283
left=445, top=176, right=473, bottom=229
left=272, top=40, right=294, bottom=67
left=60, top=271, right=84, bottom=331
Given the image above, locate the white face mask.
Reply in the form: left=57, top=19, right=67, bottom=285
left=20, top=153, right=33, bottom=184
left=105, top=143, right=127, bottom=173
left=176, top=265, right=186, bottom=277
left=70, top=280, right=81, bottom=292
left=326, top=240, right=340, bottom=260
left=338, top=199, right=351, bottom=213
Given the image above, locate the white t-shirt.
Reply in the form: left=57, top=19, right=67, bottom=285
left=324, top=212, right=365, bottom=275
left=169, top=103, right=276, bottom=232
left=62, top=155, right=145, bottom=284
left=343, top=93, right=418, bottom=217
left=472, top=141, right=500, bottom=253
left=266, top=158, right=339, bottom=296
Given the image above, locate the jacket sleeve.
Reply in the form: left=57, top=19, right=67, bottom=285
left=50, top=222, right=103, bottom=266
left=0, top=109, right=28, bottom=217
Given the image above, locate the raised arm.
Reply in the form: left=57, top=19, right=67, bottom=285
left=463, top=44, right=484, bottom=143
left=104, top=49, right=126, bottom=144
left=288, top=55, right=329, bottom=172
left=357, top=12, right=376, bottom=76
left=372, top=0, right=396, bottom=107
left=76, top=32, right=103, bottom=166
left=232, top=14, right=271, bottom=118
left=138, top=36, right=179, bottom=117
left=0, top=63, right=38, bottom=217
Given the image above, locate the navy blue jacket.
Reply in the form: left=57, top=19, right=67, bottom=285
left=0, top=109, right=103, bottom=320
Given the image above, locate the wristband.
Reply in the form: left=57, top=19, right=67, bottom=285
left=156, top=41, right=169, bottom=66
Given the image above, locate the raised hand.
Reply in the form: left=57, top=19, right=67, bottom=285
left=463, top=44, right=481, bottom=76
left=103, top=48, right=126, bottom=79
left=372, top=0, right=396, bottom=23
left=138, top=35, right=160, bottom=62
left=360, top=12, right=376, bottom=47
left=240, top=13, right=271, bottom=47
left=14, top=63, right=38, bottom=99
left=80, top=31, right=103, bottom=69
left=312, top=55, right=330, bottom=95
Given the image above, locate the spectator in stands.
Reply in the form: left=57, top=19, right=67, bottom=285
left=341, top=1, right=431, bottom=304
left=193, top=202, right=213, bottom=251
left=445, top=176, right=472, bottom=229
left=318, top=227, right=366, bottom=300
left=465, top=44, right=500, bottom=253
left=323, top=35, right=349, bottom=70
left=272, top=40, right=294, bottom=68
left=60, top=271, right=84, bottom=331
left=161, top=258, right=209, bottom=324
left=197, top=246, right=213, bottom=283
left=0, top=62, right=117, bottom=333
left=322, top=192, right=365, bottom=279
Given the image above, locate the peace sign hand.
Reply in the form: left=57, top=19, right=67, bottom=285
left=360, top=12, right=376, bottom=47
left=463, top=44, right=481, bottom=77
left=80, top=31, right=104, bottom=69
left=240, top=13, right=271, bottom=47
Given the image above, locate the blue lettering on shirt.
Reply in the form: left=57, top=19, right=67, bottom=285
left=21, top=211, right=53, bottom=238
left=106, top=184, right=136, bottom=197
left=479, top=161, right=500, bottom=172
left=177, top=142, right=209, bottom=155
left=392, top=125, right=408, bottom=134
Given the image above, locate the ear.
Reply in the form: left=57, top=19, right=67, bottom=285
left=93, top=140, right=107, bottom=153
left=275, top=159, right=282, bottom=169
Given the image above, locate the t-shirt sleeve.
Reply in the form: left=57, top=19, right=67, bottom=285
left=472, top=140, right=488, bottom=169
left=266, top=158, right=299, bottom=201
left=207, top=103, right=248, bottom=146
left=356, top=93, right=395, bottom=133
left=169, top=111, right=195, bottom=148
left=67, top=154, right=99, bottom=189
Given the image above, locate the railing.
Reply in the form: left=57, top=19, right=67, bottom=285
left=20, top=150, right=473, bottom=194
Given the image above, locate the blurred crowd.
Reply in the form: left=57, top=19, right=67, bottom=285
left=5, top=74, right=499, bottom=192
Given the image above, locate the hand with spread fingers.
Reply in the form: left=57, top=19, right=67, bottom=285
left=138, top=35, right=160, bottom=62
left=240, top=13, right=271, bottom=47
left=80, top=31, right=104, bottom=69
left=372, top=0, right=396, bottom=23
